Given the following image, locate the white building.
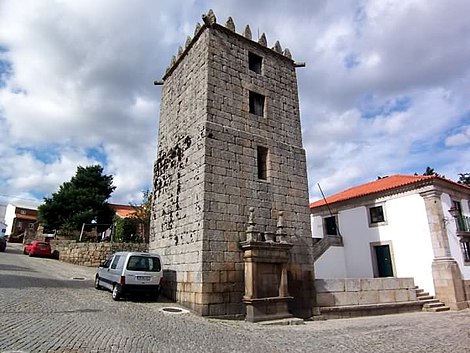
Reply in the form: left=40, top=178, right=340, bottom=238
left=310, top=174, right=470, bottom=310
left=0, top=204, right=7, bottom=236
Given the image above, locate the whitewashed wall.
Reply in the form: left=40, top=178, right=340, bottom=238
left=384, top=194, right=435, bottom=294
left=4, top=204, right=16, bottom=236
left=313, top=193, right=436, bottom=295
left=314, top=246, right=347, bottom=278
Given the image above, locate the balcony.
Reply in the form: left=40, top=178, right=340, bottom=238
left=456, top=216, right=470, bottom=232
left=452, top=215, right=470, bottom=238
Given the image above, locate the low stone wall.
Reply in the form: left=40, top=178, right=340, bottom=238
left=315, top=278, right=422, bottom=319
left=50, top=240, right=148, bottom=267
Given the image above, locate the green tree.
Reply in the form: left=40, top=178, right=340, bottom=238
left=458, top=173, right=470, bottom=186
left=423, top=166, right=438, bottom=176
left=38, top=165, right=116, bottom=235
left=113, top=216, right=139, bottom=243
left=129, top=189, right=152, bottom=243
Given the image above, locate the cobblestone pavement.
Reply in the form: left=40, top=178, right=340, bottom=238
left=1, top=243, right=470, bottom=353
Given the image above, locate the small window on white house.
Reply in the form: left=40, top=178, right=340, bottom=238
left=324, top=216, right=338, bottom=236
left=368, top=204, right=386, bottom=226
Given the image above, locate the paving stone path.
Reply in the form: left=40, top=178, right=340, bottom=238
left=1, top=243, right=470, bottom=352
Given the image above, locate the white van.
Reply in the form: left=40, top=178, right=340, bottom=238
left=95, top=251, right=163, bottom=301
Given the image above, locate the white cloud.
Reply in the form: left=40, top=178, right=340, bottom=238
left=446, top=126, right=470, bottom=147
left=1, top=0, right=470, bottom=208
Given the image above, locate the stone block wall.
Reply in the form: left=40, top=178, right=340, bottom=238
left=149, top=27, right=210, bottom=313
left=315, top=278, right=419, bottom=318
left=150, top=15, right=315, bottom=319
left=50, top=240, right=148, bottom=267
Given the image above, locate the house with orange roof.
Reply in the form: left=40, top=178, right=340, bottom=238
left=109, top=203, right=148, bottom=243
left=310, top=174, right=470, bottom=310
left=3, top=203, right=39, bottom=242
left=110, top=204, right=138, bottom=219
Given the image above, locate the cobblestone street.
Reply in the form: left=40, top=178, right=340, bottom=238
left=1, top=243, right=470, bottom=352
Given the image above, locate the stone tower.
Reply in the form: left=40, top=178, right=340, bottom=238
left=150, top=10, right=315, bottom=319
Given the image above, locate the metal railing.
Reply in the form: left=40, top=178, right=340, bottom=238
left=455, top=216, right=470, bottom=233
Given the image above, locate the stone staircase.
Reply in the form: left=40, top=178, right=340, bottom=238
left=312, top=235, right=343, bottom=261
left=415, top=286, right=450, bottom=312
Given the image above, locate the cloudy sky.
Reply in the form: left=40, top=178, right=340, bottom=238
left=1, top=0, right=469, bottom=208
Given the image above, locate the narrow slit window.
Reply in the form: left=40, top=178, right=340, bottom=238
left=248, top=52, right=263, bottom=74
left=249, top=91, right=265, bottom=116
left=257, top=146, right=268, bottom=180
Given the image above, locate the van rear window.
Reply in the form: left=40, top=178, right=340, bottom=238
left=127, top=256, right=161, bottom=272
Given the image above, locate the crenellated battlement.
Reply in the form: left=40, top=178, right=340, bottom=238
left=162, top=9, right=294, bottom=80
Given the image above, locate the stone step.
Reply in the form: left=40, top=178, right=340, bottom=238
left=423, top=302, right=445, bottom=309
left=423, top=304, right=450, bottom=312
left=417, top=294, right=433, bottom=300
left=416, top=290, right=429, bottom=295
left=420, top=298, right=440, bottom=305
left=414, top=286, right=450, bottom=312
left=259, top=318, right=305, bottom=325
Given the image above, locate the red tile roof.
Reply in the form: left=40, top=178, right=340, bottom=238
left=109, top=204, right=137, bottom=218
left=15, top=214, right=37, bottom=221
left=310, top=174, right=469, bottom=209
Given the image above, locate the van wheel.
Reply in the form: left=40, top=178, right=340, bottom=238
left=94, top=276, right=102, bottom=290
left=112, top=284, right=121, bottom=301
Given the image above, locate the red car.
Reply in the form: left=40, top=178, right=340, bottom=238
left=24, top=240, right=52, bottom=257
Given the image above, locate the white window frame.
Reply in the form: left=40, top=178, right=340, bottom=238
left=367, top=203, right=387, bottom=227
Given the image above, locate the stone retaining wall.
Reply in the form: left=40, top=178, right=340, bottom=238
left=50, top=240, right=148, bottom=267
left=315, top=278, right=422, bottom=319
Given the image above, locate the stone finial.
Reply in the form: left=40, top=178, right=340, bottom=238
left=194, top=22, right=202, bottom=36
left=185, top=36, right=192, bottom=48
left=177, top=45, right=183, bottom=56
left=246, top=207, right=256, bottom=241
left=243, top=25, right=252, bottom=40
left=277, top=211, right=284, bottom=234
left=273, top=40, right=282, bottom=53
left=283, top=48, right=292, bottom=59
left=258, top=33, right=267, bottom=47
left=225, top=17, right=235, bottom=31
left=247, top=207, right=255, bottom=231
left=202, top=9, right=217, bottom=26
left=170, top=55, right=176, bottom=66
left=276, top=211, right=289, bottom=243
